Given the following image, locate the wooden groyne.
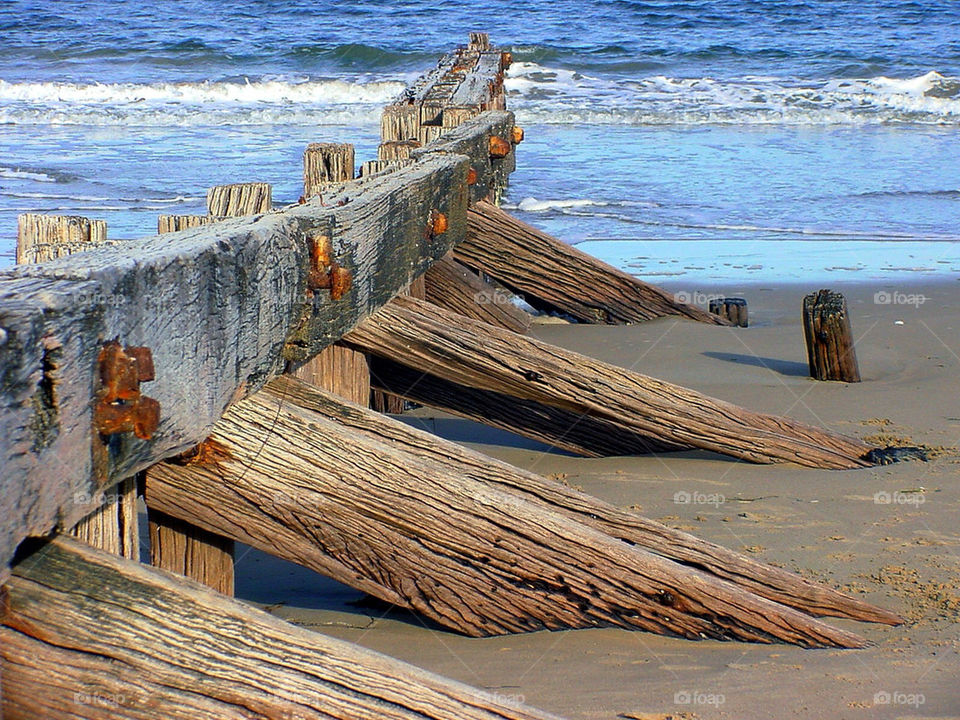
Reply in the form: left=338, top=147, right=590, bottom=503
left=0, top=34, right=900, bottom=720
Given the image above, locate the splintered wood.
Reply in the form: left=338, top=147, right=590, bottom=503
left=16, top=213, right=108, bottom=264
left=803, top=289, right=861, bottom=382
left=206, top=182, right=272, bottom=217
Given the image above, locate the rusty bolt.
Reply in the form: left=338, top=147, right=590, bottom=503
left=95, top=342, right=160, bottom=440
left=511, top=126, right=525, bottom=144
left=489, top=136, right=511, bottom=159
left=431, top=210, right=448, bottom=236
left=330, top=266, right=352, bottom=301
left=467, top=167, right=478, bottom=185
left=307, top=233, right=333, bottom=289
left=501, top=51, right=513, bottom=69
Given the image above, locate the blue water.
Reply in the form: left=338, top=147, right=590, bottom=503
left=1, top=0, right=959, bottom=282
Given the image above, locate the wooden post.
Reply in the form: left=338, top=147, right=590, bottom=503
left=380, top=104, right=420, bottom=143
left=293, top=342, right=370, bottom=406
left=377, top=140, right=421, bottom=163
left=369, top=277, right=424, bottom=414
left=710, top=297, right=748, bottom=327
left=147, top=509, right=234, bottom=595
left=303, top=142, right=355, bottom=200
left=206, top=182, right=272, bottom=217
left=157, top=214, right=212, bottom=234
left=16, top=214, right=106, bottom=264
left=15, top=214, right=139, bottom=560
left=803, top=289, right=861, bottom=383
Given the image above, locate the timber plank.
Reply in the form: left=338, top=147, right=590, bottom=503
left=145, top=378, right=875, bottom=647
left=0, top=536, right=559, bottom=720
left=346, top=296, right=874, bottom=469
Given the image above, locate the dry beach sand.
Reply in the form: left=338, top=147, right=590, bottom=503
left=227, top=279, right=959, bottom=720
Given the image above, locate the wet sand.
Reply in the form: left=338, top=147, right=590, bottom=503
left=234, top=279, right=960, bottom=720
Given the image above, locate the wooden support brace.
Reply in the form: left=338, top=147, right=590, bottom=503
left=144, top=377, right=892, bottom=646
left=456, top=201, right=727, bottom=324
left=1, top=536, right=558, bottom=720
left=346, top=296, right=875, bottom=469
left=424, top=254, right=531, bottom=333
left=803, top=289, right=861, bottom=383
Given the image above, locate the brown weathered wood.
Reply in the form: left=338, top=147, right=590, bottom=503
left=206, top=182, right=272, bottom=217
left=147, top=509, right=234, bottom=595
left=16, top=214, right=107, bottom=264
left=803, top=289, right=861, bottom=383
left=346, top=296, right=874, bottom=469
left=0, top=536, right=559, bottom=720
left=303, top=142, right=354, bottom=200
left=378, top=140, right=421, bottom=162
left=370, top=356, right=685, bottom=456
left=369, top=276, right=424, bottom=414
left=424, top=254, right=531, bottom=333
left=0, top=151, right=476, bottom=582
left=145, top=378, right=876, bottom=647
left=457, top=201, right=726, bottom=324
left=293, top=341, right=369, bottom=406
left=273, top=374, right=900, bottom=627
left=157, top=214, right=213, bottom=234
left=380, top=103, right=420, bottom=143
left=710, top=297, right=748, bottom=327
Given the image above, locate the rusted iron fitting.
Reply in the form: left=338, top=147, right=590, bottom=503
left=501, top=51, right=513, bottom=69
left=511, top=126, right=525, bottom=144
left=430, top=210, right=448, bottom=237
left=94, top=341, right=160, bottom=440
left=489, top=135, right=511, bottom=159
left=467, top=167, right=478, bottom=185
left=307, top=232, right=352, bottom=300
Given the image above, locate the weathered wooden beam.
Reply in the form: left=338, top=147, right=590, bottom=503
left=456, top=201, right=726, bottom=324
left=145, top=378, right=875, bottom=647
left=424, top=254, right=531, bottom=333
left=0, top=150, right=476, bottom=581
left=147, top=508, right=234, bottom=595
left=346, top=296, right=875, bottom=469
left=803, top=289, right=860, bottom=383
left=206, top=182, right=272, bottom=217
left=369, top=356, right=683, bottom=456
left=0, top=536, right=559, bottom=720
left=16, top=216, right=139, bottom=561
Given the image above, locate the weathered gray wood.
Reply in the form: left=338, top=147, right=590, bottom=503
left=346, top=296, right=875, bottom=469
left=424, top=254, right=531, bottom=333
left=0, top=536, right=559, bottom=720
left=206, top=182, right=272, bottom=217
left=16, top=214, right=107, bottom=264
left=0, top=152, right=475, bottom=582
left=803, top=289, right=860, bottom=383
left=157, top=214, right=213, bottom=234
left=145, top=378, right=874, bottom=647
left=458, top=201, right=726, bottom=324
left=303, top=143, right=354, bottom=200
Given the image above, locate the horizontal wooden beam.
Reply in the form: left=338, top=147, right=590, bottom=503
left=0, top=110, right=518, bottom=580
left=1, top=536, right=558, bottom=719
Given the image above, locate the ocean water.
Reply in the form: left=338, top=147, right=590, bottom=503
left=1, top=0, right=959, bottom=284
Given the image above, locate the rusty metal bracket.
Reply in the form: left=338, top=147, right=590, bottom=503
left=94, top=341, right=160, bottom=440
left=307, top=232, right=353, bottom=300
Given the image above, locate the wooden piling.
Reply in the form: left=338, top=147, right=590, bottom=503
left=303, top=142, right=355, bottom=199
left=293, top=342, right=370, bottom=406
left=206, top=182, right=272, bottom=217
left=16, top=213, right=107, bottom=264
left=15, top=214, right=139, bottom=560
left=710, top=297, right=749, bottom=327
left=147, top=509, right=234, bottom=596
left=803, top=289, right=861, bottom=382
left=157, top=214, right=213, bottom=234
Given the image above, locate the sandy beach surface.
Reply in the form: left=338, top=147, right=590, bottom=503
left=230, top=279, right=959, bottom=720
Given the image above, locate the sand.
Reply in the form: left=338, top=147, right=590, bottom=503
left=232, top=278, right=960, bottom=719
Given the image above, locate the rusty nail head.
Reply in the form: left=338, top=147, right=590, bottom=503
left=511, top=126, right=525, bottom=144
left=95, top=341, right=160, bottom=440
left=330, top=266, right=352, bottom=301
left=431, top=210, right=448, bottom=236
left=467, top=167, right=478, bottom=185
